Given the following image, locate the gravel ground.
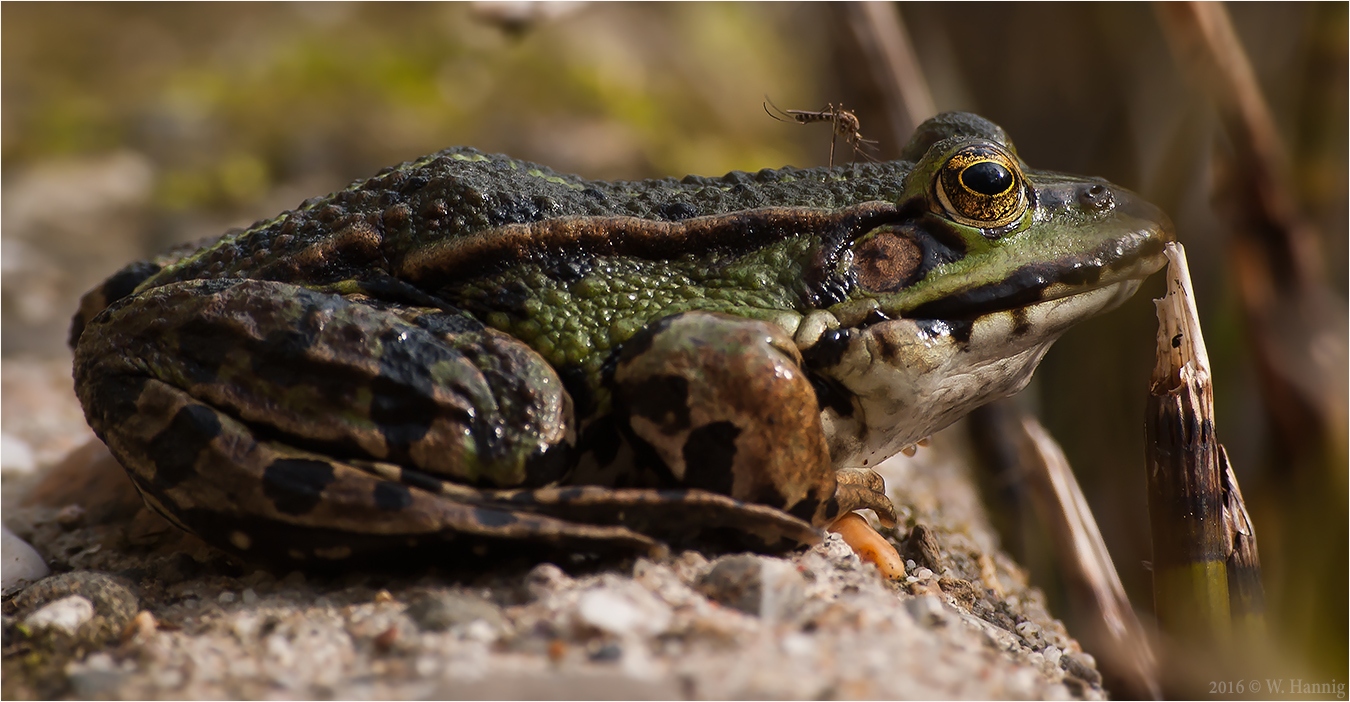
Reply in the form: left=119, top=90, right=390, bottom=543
left=2, top=354, right=1105, bottom=700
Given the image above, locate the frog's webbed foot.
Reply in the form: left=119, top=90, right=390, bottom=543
left=832, top=466, right=897, bottom=527
left=825, top=467, right=905, bottom=579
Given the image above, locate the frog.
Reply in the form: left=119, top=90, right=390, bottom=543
left=69, top=112, right=1173, bottom=565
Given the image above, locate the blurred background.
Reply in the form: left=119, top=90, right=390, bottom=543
left=3, top=2, right=1344, bottom=694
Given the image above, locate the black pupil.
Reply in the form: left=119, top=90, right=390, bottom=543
left=960, top=161, right=1013, bottom=195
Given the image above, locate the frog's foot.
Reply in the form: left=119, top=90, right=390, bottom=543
left=828, top=512, right=906, bottom=580
left=832, top=466, right=897, bottom=527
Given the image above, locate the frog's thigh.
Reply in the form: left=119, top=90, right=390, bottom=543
left=612, top=311, right=840, bottom=524
left=76, top=278, right=570, bottom=488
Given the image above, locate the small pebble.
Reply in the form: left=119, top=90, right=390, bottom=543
left=589, top=642, right=622, bottom=662
left=696, top=555, right=764, bottom=616
left=56, top=504, right=87, bottom=528
left=217, top=591, right=236, bottom=604
left=904, top=594, right=947, bottom=627
left=241, top=588, right=258, bottom=605
left=780, top=633, right=815, bottom=658
left=120, top=610, right=157, bottom=643
left=1, top=433, right=36, bottom=475
left=1060, top=652, right=1102, bottom=686
left=2, top=527, right=50, bottom=593
left=65, top=651, right=125, bottom=699
left=902, top=524, right=947, bottom=572
left=406, top=591, right=505, bottom=633
left=12, top=571, right=139, bottom=646
left=524, top=563, right=570, bottom=600
left=463, top=619, right=497, bottom=643
left=1043, top=645, right=1063, bottom=668
left=25, top=595, right=95, bottom=636
left=373, top=589, right=394, bottom=603
left=576, top=587, right=671, bottom=637
left=373, top=626, right=399, bottom=652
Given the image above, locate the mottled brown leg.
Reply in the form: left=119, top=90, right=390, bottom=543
left=611, top=311, right=839, bottom=524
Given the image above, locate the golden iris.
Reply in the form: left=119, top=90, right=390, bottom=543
left=934, top=145, right=1027, bottom=229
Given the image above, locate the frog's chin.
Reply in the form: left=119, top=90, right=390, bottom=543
left=820, top=279, right=1142, bottom=467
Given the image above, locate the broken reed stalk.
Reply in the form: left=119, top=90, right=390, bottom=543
left=1146, top=242, right=1265, bottom=649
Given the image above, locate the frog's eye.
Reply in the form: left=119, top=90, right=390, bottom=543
left=934, top=145, right=1027, bottom=229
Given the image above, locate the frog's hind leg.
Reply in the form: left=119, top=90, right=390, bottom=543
left=79, top=373, right=661, bottom=563
left=73, top=278, right=658, bottom=561
left=76, top=277, right=573, bottom=489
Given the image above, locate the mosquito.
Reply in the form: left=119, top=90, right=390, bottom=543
left=764, top=97, right=879, bottom=167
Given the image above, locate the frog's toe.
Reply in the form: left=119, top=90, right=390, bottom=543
left=833, top=467, right=897, bottom=527
left=828, top=512, right=906, bottom=580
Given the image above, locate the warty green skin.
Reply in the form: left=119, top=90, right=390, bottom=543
left=70, top=112, right=1173, bottom=564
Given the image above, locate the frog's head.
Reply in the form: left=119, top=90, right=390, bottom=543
left=807, top=112, right=1174, bottom=465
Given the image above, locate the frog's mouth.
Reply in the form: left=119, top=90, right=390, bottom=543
left=901, top=226, right=1171, bottom=323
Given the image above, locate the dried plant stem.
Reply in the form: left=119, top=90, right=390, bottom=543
left=1146, top=242, right=1265, bottom=648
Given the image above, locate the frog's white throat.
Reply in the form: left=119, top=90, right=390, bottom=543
left=819, top=279, right=1141, bottom=467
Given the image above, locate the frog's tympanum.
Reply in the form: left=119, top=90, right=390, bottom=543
left=70, top=113, right=1173, bottom=564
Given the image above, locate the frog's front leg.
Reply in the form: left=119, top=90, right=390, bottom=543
left=611, top=311, right=897, bottom=528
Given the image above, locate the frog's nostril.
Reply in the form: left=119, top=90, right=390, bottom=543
left=1079, top=183, right=1113, bottom=211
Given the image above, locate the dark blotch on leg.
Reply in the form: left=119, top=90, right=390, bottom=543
left=624, top=374, right=691, bottom=430
left=147, top=404, right=222, bottom=489
left=556, top=364, right=594, bottom=419
left=524, top=442, right=571, bottom=488
left=681, top=421, right=741, bottom=495
left=615, top=315, right=683, bottom=363
left=399, top=466, right=449, bottom=494
left=251, top=328, right=316, bottom=388
left=369, top=375, right=437, bottom=455
left=262, top=459, right=336, bottom=515
left=578, top=415, right=622, bottom=467
left=787, top=495, right=821, bottom=523
left=176, top=318, right=237, bottom=385
left=369, top=327, right=453, bottom=461
left=823, top=496, right=840, bottom=521
left=373, top=481, right=413, bottom=511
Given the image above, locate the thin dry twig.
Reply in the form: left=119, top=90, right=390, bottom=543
left=1020, top=418, right=1162, bottom=700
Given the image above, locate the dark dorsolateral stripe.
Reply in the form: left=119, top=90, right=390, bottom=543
left=395, top=203, right=903, bottom=288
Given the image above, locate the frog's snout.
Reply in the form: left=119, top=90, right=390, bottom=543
left=1111, top=184, right=1177, bottom=247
